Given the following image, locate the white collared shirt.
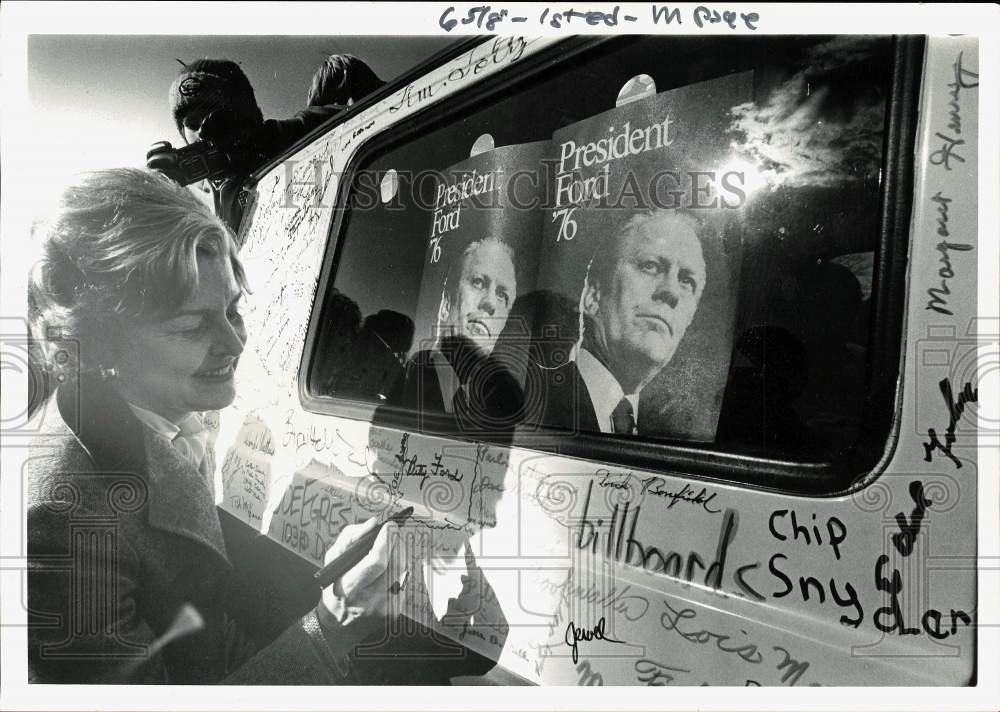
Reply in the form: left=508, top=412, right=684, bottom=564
left=575, top=348, right=639, bottom=434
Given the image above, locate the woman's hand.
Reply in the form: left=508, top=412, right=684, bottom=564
left=318, top=517, right=404, bottom=641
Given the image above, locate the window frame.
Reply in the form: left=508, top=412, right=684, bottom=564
left=289, top=34, right=925, bottom=497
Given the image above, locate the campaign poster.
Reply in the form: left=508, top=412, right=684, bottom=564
left=535, top=72, right=754, bottom=442
left=398, top=141, right=549, bottom=415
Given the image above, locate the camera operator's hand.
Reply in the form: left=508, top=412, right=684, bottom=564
left=197, top=108, right=268, bottom=173
left=317, top=517, right=404, bottom=645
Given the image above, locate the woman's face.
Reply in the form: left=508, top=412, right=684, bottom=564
left=114, top=254, right=246, bottom=422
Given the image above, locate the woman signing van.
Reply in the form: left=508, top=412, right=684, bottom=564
left=26, top=168, right=400, bottom=684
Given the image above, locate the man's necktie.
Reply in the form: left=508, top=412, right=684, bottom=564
left=611, top=398, right=637, bottom=435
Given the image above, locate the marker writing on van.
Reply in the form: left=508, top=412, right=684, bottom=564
left=575, top=480, right=738, bottom=591
left=922, top=378, right=977, bottom=468
left=597, top=470, right=721, bottom=514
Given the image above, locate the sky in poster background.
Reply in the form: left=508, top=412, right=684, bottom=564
left=27, top=34, right=453, bottom=211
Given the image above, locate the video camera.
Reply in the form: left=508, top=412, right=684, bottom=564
left=146, top=109, right=267, bottom=187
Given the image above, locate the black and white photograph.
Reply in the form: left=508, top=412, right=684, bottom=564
left=0, top=2, right=997, bottom=710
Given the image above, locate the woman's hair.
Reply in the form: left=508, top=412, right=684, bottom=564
left=307, top=54, right=385, bottom=107
left=29, top=168, right=248, bottom=377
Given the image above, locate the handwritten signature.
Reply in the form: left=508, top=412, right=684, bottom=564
left=658, top=601, right=821, bottom=684
left=635, top=658, right=691, bottom=685
left=929, top=51, right=979, bottom=171
left=924, top=192, right=973, bottom=318
left=922, top=377, right=977, bottom=468
left=540, top=571, right=650, bottom=622
left=564, top=617, right=627, bottom=664
left=659, top=600, right=763, bottom=664
left=598, top=469, right=721, bottom=514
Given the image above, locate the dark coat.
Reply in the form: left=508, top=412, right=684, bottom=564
left=389, top=349, right=448, bottom=415
left=533, top=360, right=599, bottom=434
left=387, top=347, right=528, bottom=437
left=214, top=105, right=344, bottom=231
left=26, top=376, right=505, bottom=684
left=25, top=376, right=367, bottom=683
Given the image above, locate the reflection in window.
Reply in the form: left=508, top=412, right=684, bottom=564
left=308, top=35, right=895, bottom=465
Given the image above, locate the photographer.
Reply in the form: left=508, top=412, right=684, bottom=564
left=153, top=59, right=345, bottom=231
left=307, top=54, right=385, bottom=107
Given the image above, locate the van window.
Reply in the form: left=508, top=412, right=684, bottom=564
left=304, top=36, right=902, bottom=481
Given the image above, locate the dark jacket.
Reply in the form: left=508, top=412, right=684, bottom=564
left=26, top=375, right=504, bottom=684
left=389, top=349, right=449, bottom=416
left=214, top=105, right=343, bottom=231
left=388, top=345, right=527, bottom=436
left=533, top=360, right=599, bottom=434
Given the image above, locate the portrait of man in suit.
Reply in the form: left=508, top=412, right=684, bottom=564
left=436, top=236, right=516, bottom=358
left=541, top=208, right=708, bottom=435
left=390, top=236, right=517, bottom=417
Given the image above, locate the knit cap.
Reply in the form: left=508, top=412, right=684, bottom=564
left=169, top=59, right=262, bottom=136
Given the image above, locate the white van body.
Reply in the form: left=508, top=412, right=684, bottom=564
left=212, top=34, right=981, bottom=686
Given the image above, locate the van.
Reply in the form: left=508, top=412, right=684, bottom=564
left=211, top=33, right=983, bottom=686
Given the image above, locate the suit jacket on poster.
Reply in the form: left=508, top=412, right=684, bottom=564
left=533, top=360, right=600, bottom=434
left=389, top=349, right=448, bottom=416
left=25, top=376, right=505, bottom=684
left=388, top=346, right=528, bottom=437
